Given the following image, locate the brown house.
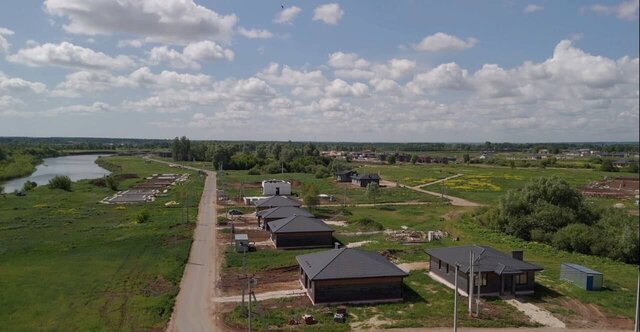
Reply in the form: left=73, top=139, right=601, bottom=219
left=296, top=248, right=408, bottom=305
left=426, top=245, right=543, bottom=297
left=267, top=215, right=334, bottom=249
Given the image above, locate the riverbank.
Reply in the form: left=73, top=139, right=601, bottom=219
left=0, top=156, right=204, bottom=330
left=0, top=154, right=43, bottom=182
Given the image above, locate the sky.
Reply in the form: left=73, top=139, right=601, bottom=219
left=0, top=0, right=638, bottom=142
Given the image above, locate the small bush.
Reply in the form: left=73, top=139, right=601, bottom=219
left=247, top=167, right=261, bottom=175
left=134, top=210, right=151, bottom=224
left=22, top=181, right=37, bottom=192
left=350, top=217, right=384, bottom=231
left=105, top=176, right=119, bottom=191
left=48, top=176, right=72, bottom=191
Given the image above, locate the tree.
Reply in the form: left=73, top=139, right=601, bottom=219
left=22, top=181, right=37, bottom=192
left=387, top=155, right=396, bottom=165
left=600, top=159, right=617, bottom=172
left=0, top=184, right=4, bottom=196
left=48, top=175, right=72, bottom=191
left=302, top=184, right=320, bottom=209
left=463, top=154, right=470, bottom=164
left=366, top=182, right=380, bottom=206
left=410, top=154, right=418, bottom=165
left=0, top=147, right=6, bottom=162
left=626, top=162, right=639, bottom=173
left=105, top=176, right=119, bottom=191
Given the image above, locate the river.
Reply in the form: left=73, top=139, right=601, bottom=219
left=1, top=154, right=111, bottom=193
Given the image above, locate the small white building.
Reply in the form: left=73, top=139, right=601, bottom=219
left=261, top=179, right=291, bottom=196
left=235, top=234, right=249, bottom=253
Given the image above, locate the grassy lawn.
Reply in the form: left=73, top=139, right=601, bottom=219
left=218, top=170, right=439, bottom=205
left=0, top=153, right=39, bottom=182
left=361, top=164, right=638, bottom=204
left=0, top=156, right=204, bottom=331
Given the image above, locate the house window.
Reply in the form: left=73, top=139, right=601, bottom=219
left=474, top=273, right=487, bottom=287
left=446, top=263, right=450, bottom=274
left=438, top=259, right=442, bottom=269
left=515, top=273, right=528, bottom=285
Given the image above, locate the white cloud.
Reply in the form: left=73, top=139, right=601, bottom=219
left=325, top=79, right=369, bottom=98
left=52, top=70, right=134, bottom=97
left=524, top=4, right=544, bottom=13
left=8, top=42, right=135, bottom=70
left=409, top=62, right=470, bottom=92
left=313, top=3, right=344, bottom=25
left=584, top=0, right=639, bottom=21
left=117, top=39, right=144, bottom=48
left=45, top=102, right=111, bottom=116
left=149, top=41, right=233, bottom=69
left=44, top=0, right=238, bottom=44
left=0, top=27, right=14, bottom=53
left=129, top=67, right=212, bottom=88
left=257, top=63, right=326, bottom=86
left=327, top=52, right=370, bottom=69
left=413, top=32, right=478, bottom=52
left=237, top=27, right=274, bottom=39
left=372, top=58, right=417, bottom=80
left=0, top=72, right=47, bottom=94
left=274, top=6, right=302, bottom=24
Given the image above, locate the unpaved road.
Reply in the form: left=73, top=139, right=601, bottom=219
left=146, top=158, right=222, bottom=332
left=380, top=179, right=483, bottom=207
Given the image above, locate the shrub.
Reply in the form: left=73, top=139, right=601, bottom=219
left=22, top=181, right=37, bottom=192
left=48, top=175, right=72, bottom=191
left=350, top=217, right=384, bottom=231
left=105, top=176, right=119, bottom=191
left=247, top=167, right=261, bottom=175
left=134, top=210, right=151, bottom=224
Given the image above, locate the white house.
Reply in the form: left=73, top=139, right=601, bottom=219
left=261, top=179, right=291, bottom=196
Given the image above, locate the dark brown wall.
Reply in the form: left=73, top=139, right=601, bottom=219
left=273, top=232, right=334, bottom=248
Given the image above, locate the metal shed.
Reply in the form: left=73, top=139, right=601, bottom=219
left=560, top=263, right=603, bottom=291
left=234, top=234, right=249, bottom=253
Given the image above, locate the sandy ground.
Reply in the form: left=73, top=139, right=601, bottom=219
left=212, top=288, right=306, bottom=303
left=152, top=160, right=222, bottom=331
left=506, top=298, right=566, bottom=328
left=345, top=240, right=376, bottom=248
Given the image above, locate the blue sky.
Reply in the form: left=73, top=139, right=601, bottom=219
left=0, top=0, right=638, bottom=142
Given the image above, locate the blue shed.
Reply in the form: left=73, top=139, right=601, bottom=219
left=560, top=263, right=603, bottom=291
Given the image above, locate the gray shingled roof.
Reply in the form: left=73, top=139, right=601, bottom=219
left=256, top=206, right=313, bottom=219
left=268, top=215, right=334, bottom=234
left=254, top=196, right=301, bottom=208
left=425, top=245, right=543, bottom=275
left=352, top=173, right=380, bottom=180
left=296, top=248, right=408, bottom=280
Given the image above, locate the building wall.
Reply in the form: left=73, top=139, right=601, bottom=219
left=429, top=256, right=517, bottom=295
left=312, top=277, right=404, bottom=304
left=262, top=181, right=292, bottom=196
left=273, top=232, right=334, bottom=248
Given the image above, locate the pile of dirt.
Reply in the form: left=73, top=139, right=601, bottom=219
left=555, top=298, right=634, bottom=329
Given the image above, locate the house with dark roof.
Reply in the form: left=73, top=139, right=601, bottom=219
left=335, top=170, right=357, bottom=182
left=426, top=245, right=543, bottom=297
left=256, top=206, right=314, bottom=230
left=351, top=173, right=380, bottom=187
left=253, top=196, right=301, bottom=211
left=268, top=215, right=334, bottom=249
left=296, top=248, right=408, bottom=305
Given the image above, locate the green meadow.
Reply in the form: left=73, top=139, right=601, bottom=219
left=0, top=157, right=203, bottom=331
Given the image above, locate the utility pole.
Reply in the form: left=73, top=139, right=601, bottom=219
left=453, top=263, right=460, bottom=332
left=248, top=277, right=252, bottom=332
left=469, top=252, right=474, bottom=314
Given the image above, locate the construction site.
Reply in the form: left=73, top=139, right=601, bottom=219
left=581, top=176, right=639, bottom=198
left=101, top=173, right=189, bottom=204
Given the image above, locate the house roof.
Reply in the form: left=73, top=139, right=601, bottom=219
left=425, top=245, right=543, bottom=275
left=256, top=206, right=313, bottom=219
left=352, top=173, right=380, bottom=180
left=562, top=263, right=602, bottom=275
left=296, top=248, right=408, bottom=280
left=335, top=170, right=355, bottom=175
left=268, top=215, right=334, bottom=234
left=254, top=196, right=301, bottom=208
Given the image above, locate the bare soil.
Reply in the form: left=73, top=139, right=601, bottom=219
left=537, top=297, right=633, bottom=330
left=218, top=265, right=299, bottom=295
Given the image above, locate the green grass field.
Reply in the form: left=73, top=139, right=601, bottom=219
left=0, top=156, right=203, bottom=331
left=0, top=154, right=39, bottom=182
left=218, top=170, right=439, bottom=205
left=361, top=164, right=638, bottom=204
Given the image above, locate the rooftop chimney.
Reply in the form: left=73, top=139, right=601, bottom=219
left=512, top=250, right=523, bottom=261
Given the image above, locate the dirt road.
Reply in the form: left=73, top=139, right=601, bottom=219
left=148, top=158, right=221, bottom=332
left=380, top=179, right=483, bottom=207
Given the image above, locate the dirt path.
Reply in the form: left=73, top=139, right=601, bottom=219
left=417, top=173, right=465, bottom=187
left=380, top=179, right=483, bottom=207
left=145, top=158, right=223, bottom=332
left=369, top=328, right=624, bottom=332
left=212, top=288, right=306, bottom=303
left=505, top=298, right=566, bottom=328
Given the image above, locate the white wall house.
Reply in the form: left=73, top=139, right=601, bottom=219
left=261, top=179, right=291, bottom=196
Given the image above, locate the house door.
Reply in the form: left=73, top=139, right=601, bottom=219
left=275, top=187, right=280, bottom=195
left=503, top=275, right=514, bottom=295
left=586, top=276, right=593, bottom=291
